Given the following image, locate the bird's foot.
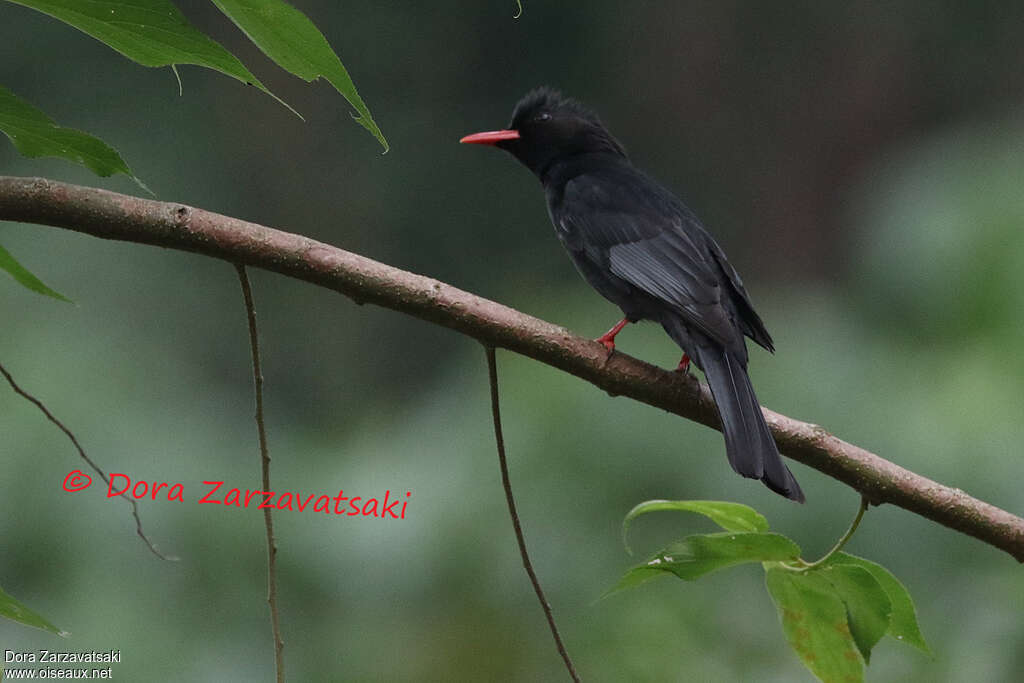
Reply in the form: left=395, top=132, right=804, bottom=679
left=674, top=354, right=691, bottom=374
left=596, top=317, right=630, bottom=353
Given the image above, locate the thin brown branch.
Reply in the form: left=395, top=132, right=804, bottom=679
left=2, top=176, right=1022, bottom=562
left=234, top=265, right=285, bottom=683
left=0, top=361, right=175, bottom=561
left=485, top=347, right=581, bottom=682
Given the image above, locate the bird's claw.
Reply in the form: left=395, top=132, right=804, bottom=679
left=596, top=317, right=629, bottom=355
left=674, top=354, right=691, bottom=374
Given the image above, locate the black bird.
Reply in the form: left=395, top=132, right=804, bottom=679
left=461, top=88, right=804, bottom=502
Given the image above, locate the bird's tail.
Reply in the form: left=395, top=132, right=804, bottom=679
left=665, top=323, right=804, bottom=502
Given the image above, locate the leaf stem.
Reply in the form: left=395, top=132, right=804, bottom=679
left=794, top=496, right=869, bottom=571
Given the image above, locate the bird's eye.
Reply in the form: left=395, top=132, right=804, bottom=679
left=534, top=112, right=552, bottom=123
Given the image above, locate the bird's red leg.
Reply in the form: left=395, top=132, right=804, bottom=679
left=675, top=354, right=691, bottom=374
left=596, top=317, right=630, bottom=351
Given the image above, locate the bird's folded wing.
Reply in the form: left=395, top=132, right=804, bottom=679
left=561, top=175, right=737, bottom=348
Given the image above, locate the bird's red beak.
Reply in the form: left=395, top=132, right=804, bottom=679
left=459, top=129, right=520, bottom=145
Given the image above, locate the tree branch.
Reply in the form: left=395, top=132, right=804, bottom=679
left=3, top=175, right=1022, bottom=562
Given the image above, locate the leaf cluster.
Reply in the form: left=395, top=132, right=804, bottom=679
left=1, top=0, right=386, bottom=299
left=614, top=500, right=930, bottom=682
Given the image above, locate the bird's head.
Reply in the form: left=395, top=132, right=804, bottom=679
left=461, top=87, right=627, bottom=177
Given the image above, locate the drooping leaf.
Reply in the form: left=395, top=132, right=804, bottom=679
left=608, top=532, right=799, bottom=596
left=5, top=0, right=294, bottom=115
left=0, top=243, right=71, bottom=301
left=0, top=585, right=67, bottom=636
left=0, top=85, right=144, bottom=189
left=622, top=499, right=769, bottom=552
left=819, top=564, right=891, bottom=664
left=765, top=567, right=864, bottom=683
left=209, top=0, right=387, bottom=150
left=829, top=552, right=931, bottom=654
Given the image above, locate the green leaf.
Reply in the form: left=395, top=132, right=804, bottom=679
left=609, top=532, right=799, bottom=596
left=0, top=243, right=71, bottom=302
left=622, top=499, right=769, bottom=553
left=765, top=567, right=864, bottom=683
left=819, top=564, right=891, bottom=664
left=209, top=0, right=388, bottom=150
left=829, top=552, right=931, bottom=654
left=0, top=585, right=67, bottom=636
left=0, top=85, right=144, bottom=189
left=5, top=0, right=294, bottom=116
left=606, top=565, right=666, bottom=594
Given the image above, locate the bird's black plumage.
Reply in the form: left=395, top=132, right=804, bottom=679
left=463, top=87, right=804, bottom=502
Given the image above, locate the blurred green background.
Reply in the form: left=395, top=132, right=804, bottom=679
left=3, top=2, right=1024, bottom=681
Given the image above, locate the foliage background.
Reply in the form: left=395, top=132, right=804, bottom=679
left=3, top=2, right=1024, bottom=680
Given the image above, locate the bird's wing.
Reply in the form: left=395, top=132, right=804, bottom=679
left=705, top=239, right=774, bottom=351
left=559, top=172, right=739, bottom=348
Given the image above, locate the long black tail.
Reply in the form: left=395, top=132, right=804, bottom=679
left=664, top=321, right=804, bottom=502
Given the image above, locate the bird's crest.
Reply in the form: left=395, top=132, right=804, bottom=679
left=510, top=87, right=602, bottom=127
